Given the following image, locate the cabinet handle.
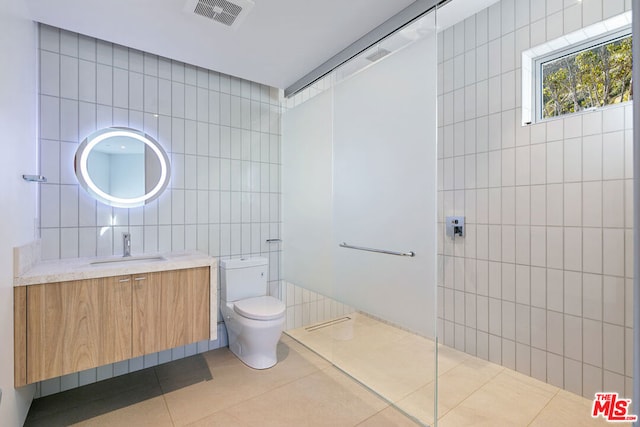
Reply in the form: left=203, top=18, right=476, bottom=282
left=134, top=277, right=147, bottom=281
left=119, top=278, right=130, bottom=283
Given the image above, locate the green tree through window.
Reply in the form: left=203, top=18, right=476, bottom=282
left=542, top=35, right=632, bottom=118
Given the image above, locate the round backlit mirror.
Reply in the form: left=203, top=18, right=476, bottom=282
left=75, top=127, right=171, bottom=208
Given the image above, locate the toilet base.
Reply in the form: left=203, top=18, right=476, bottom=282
left=229, top=339, right=278, bottom=369
left=222, top=302, right=285, bottom=370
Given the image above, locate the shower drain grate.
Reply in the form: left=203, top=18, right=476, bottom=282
left=305, top=317, right=352, bottom=332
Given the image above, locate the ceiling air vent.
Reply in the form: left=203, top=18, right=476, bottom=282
left=184, top=0, right=255, bottom=29
left=365, top=48, right=391, bottom=62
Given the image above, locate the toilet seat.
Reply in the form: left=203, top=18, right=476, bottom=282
left=234, top=296, right=285, bottom=321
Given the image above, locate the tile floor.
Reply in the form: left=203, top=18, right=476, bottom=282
left=24, top=313, right=630, bottom=426
left=287, top=312, right=628, bottom=426
left=24, top=334, right=419, bottom=427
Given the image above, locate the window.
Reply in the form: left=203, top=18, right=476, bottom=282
left=522, top=11, right=632, bottom=125
left=541, top=34, right=631, bottom=119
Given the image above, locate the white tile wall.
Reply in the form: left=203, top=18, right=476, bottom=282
left=279, top=281, right=355, bottom=331
left=36, top=24, right=282, bottom=397
left=437, top=0, right=632, bottom=399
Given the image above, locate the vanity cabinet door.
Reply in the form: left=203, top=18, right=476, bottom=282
left=131, top=267, right=209, bottom=356
left=161, top=267, right=210, bottom=348
left=100, top=276, right=133, bottom=364
left=159, top=269, right=189, bottom=350
left=131, top=272, right=163, bottom=356
left=26, top=276, right=132, bottom=384
left=167, top=266, right=210, bottom=346
left=187, top=266, right=210, bottom=343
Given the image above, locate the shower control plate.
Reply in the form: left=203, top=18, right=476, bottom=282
left=445, top=216, right=465, bottom=238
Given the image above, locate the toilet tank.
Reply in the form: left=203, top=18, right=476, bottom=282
left=220, top=257, right=269, bottom=302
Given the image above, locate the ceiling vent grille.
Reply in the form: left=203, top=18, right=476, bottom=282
left=365, top=48, right=391, bottom=63
left=185, top=0, right=254, bottom=29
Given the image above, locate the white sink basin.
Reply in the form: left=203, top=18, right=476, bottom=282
left=90, top=255, right=166, bottom=266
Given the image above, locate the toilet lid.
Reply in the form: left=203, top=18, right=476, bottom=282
left=234, top=296, right=286, bottom=321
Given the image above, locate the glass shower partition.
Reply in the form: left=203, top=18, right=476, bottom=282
left=282, top=9, right=438, bottom=426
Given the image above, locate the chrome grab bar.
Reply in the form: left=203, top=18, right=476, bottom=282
left=339, top=242, right=415, bottom=257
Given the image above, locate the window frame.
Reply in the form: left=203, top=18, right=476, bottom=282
left=521, top=11, right=632, bottom=125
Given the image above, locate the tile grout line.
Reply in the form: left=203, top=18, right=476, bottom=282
left=200, top=352, right=326, bottom=423
left=354, top=406, right=423, bottom=427
left=435, top=365, right=506, bottom=422
left=152, top=366, right=178, bottom=427
left=525, top=388, right=562, bottom=427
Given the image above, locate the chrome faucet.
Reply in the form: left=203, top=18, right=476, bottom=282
left=123, top=232, right=131, bottom=257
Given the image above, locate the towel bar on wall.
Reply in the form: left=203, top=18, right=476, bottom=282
left=22, top=174, right=47, bottom=183
left=339, top=242, right=415, bottom=257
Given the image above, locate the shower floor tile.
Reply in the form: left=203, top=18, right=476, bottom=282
left=287, top=312, right=629, bottom=426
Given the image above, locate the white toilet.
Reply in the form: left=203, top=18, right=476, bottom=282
left=220, top=257, right=286, bottom=369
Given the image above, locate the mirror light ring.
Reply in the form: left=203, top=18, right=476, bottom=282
left=77, top=127, right=171, bottom=208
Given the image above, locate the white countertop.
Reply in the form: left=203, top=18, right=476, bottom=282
left=14, top=250, right=217, bottom=286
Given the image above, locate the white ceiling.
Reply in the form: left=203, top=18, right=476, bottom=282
left=25, top=0, right=417, bottom=89
left=25, top=0, right=501, bottom=91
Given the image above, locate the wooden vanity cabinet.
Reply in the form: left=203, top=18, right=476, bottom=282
left=24, top=276, right=132, bottom=384
left=131, top=271, right=162, bottom=357
left=15, top=266, right=210, bottom=386
left=131, top=267, right=209, bottom=357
